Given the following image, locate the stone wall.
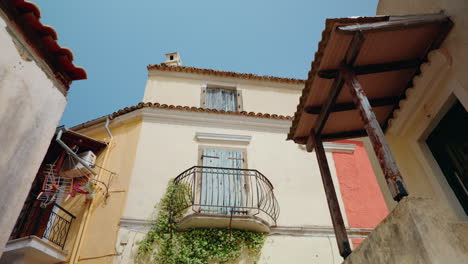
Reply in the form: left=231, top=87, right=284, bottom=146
left=343, top=197, right=468, bottom=264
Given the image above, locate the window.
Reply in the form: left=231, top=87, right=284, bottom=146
left=426, top=100, right=468, bottom=215
left=201, top=85, right=243, bottom=111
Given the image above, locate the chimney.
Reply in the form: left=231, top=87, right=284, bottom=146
left=165, top=52, right=182, bottom=66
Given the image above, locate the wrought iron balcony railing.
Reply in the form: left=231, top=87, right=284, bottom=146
left=174, top=166, right=279, bottom=226
left=10, top=201, right=75, bottom=249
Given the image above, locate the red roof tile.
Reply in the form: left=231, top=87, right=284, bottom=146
left=147, top=64, right=305, bottom=85
left=111, top=102, right=293, bottom=120
left=71, top=102, right=293, bottom=131
left=1, top=0, right=87, bottom=89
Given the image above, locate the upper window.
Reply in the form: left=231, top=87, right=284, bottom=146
left=201, top=84, right=243, bottom=112
left=205, top=87, right=237, bottom=111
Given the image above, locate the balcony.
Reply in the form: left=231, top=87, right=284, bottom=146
left=1, top=201, right=75, bottom=264
left=174, top=166, right=279, bottom=232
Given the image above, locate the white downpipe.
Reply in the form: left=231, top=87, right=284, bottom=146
left=55, top=127, right=97, bottom=176
left=68, top=119, right=114, bottom=263
left=104, top=116, right=113, bottom=139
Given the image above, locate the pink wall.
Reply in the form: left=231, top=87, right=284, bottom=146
left=331, top=140, right=388, bottom=248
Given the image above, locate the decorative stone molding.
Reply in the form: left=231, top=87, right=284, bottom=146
left=118, top=217, right=372, bottom=238
left=195, top=132, right=251, bottom=145
left=270, top=226, right=372, bottom=238
left=299, top=142, right=356, bottom=153
left=134, top=108, right=291, bottom=133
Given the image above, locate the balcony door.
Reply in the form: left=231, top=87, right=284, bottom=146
left=200, top=148, right=246, bottom=215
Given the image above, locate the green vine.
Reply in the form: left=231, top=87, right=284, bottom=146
left=136, top=180, right=265, bottom=264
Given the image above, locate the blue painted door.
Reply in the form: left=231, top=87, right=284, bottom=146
left=201, top=149, right=245, bottom=214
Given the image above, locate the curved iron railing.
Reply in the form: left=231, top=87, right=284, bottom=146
left=174, top=166, right=279, bottom=225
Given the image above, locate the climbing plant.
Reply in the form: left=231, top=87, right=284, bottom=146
left=136, top=180, right=265, bottom=264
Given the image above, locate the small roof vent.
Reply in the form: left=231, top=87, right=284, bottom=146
left=165, top=52, right=182, bottom=66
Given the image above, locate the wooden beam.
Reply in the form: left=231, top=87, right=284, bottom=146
left=337, top=14, right=450, bottom=34
left=303, top=32, right=366, bottom=260
left=304, top=96, right=398, bottom=114
left=322, top=130, right=368, bottom=141
left=309, top=131, right=351, bottom=258
left=318, top=59, right=420, bottom=79
left=295, top=129, right=368, bottom=144
left=341, top=66, right=408, bottom=201
left=306, top=32, right=365, bottom=152
left=308, top=75, right=344, bottom=149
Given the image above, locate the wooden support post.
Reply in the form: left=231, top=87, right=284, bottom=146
left=309, top=131, right=351, bottom=258
left=303, top=32, right=365, bottom=259
left=341, top=66, right=408, bottom=201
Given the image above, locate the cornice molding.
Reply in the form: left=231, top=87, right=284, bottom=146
left=119, top=217, right=372, bottom=238
left=299, top=142, right=356, bottom=153
left=74, top=108, right=292, bottom=138
left=139, top=108, right=292, bottom=133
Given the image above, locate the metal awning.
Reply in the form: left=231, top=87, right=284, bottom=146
left=59, top=129, right=107, bottom=153
left=288, top=13, right=453, bottom=143
left=287, top=13, right=453, bottom=259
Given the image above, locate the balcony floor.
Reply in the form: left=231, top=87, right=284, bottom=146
left=177, top=213, right=271, bottom=233
left=0, top=236, right=67, bottom=264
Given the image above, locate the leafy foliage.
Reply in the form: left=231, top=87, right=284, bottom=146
left=136, top=180, right=265, bottom=264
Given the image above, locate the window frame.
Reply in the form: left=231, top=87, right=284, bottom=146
left=200, top=82, right=243, bottom=112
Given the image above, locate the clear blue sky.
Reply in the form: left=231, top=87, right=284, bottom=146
left=33, top=0, right=379, bottom=127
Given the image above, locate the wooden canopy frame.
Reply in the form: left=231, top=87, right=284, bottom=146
left=291, top=14, right=453, bottom=258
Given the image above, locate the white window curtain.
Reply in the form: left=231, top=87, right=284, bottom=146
left=201, top=149, right=245, bottom=214
left=205, top=88, right=237, bottom=111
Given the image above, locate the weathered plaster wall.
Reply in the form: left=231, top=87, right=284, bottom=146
left=332, top=140, right=388, bottom=248
left=62, top=119, right=143, bottom=263
left=143, top=72, right=303, bottom=115
left=375, top=0, right=468, bottom=219
left=115, top=227, right=344, bottom=264
left=343, top=197, right=468, bottom=264
left=0, top=14, right=67, bottom=254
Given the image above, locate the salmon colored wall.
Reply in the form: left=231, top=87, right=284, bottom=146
left=332, top=140, right=388, bottom=248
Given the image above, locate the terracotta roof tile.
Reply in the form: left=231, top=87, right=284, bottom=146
left=1, top=0, right=86, bottom=89
left=147, top=64, right=305, bottom=85
left=109, top=102, right=293, bottom=121
left=71, top=102, right=293, bottom=131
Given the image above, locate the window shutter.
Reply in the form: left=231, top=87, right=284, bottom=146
left=200, top=86, right=207, bottom=108
left=236, top=90, right=243, bottom=111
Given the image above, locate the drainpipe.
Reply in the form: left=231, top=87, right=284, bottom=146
left=68, top=117, right=114, bottom=264
left=104, top=116, right=113, bottom=139
left=56, top=127, right=97, bottom=176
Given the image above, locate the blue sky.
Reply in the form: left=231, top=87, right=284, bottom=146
left=33, top=0, right=378, bottom=126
